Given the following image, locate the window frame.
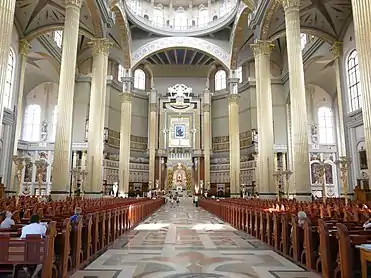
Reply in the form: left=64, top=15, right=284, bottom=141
left=134, top=69, right=146, bottom=90
left=174, top=7, right=188, bottom=30
left=23, top=104, right=41, bottom=142
left=318, top=106, right=334, bottom=145
left=53, top=31, right=63, bottom=48
left=118, top=64, right=125, bottom=82
left=346, top=50, right=362, bottom=112
left=3, top=47, right=15, bottom=109
left=215, top=70, right=226, bottom=91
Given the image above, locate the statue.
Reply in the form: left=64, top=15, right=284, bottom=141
left=113, top=182, right=118, bottom=197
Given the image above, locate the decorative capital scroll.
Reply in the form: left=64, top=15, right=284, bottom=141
left=203, top=103, right=211, bottom=112
left=65, top=0, right=83, bottom=8
left=149, top=103, right=157, bottom=112
left=228, top=94, right=240, bottom=104
left=276, top=0, right=300, bottom=12
left=89, top=38, right=113, bottom=56
left=251, top=40, right=275, bottom=58
left=120, top=92, right=133, bottom=103
left=19, top=39, right=31, bottom=57
left=329, top=42, right=342, bottom=59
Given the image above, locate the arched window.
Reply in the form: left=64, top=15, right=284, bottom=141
left=198, top=6, right=208, bottom=27
left=51, top=105, right=58, bottom=141
left=4, top=48, right=15, bottom=109
left=237, top=66, right=243, bottom=83
left=300, top=33, right=307, bottom=50
left=23, top=104, right=41, bottom=142
left=53, top=31, right=63, bottom=48
left=118, top=64, right=124, bottom=82
left=134, top=69, right=146, bottom=90
left=174, top=7, right=187, bottom=30
left=215, top=70, right=226, bottom=90
left=318, top=107, right=334, bottom=144
left=153, top=5, right=163, bottom=26
left=346, top=50, right=362, bottom=112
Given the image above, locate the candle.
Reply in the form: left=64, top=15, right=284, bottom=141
left=274, top=153, right=278, bottom=170
left=72, top=151, right=77, bottom=168
left=82, top=151, right=87, bottom=169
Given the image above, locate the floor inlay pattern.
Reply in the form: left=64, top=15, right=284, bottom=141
left=73, top=198, right=320, bottom=278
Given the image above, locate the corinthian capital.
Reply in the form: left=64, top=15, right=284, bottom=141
left=276, top=0, right=300, bottom=11
left=149, top=103, right=157, bottom=112
left=120, top=92, right=133, bottom=103
left=65, top=0, right=83, bottom=8
left=250, top=40, right=275, bottom=58
left=89, top=38, right=113, bottom=56
left=19, top=39, right=31, bottom=57
left=228, top=94, right=240, bottom=104
left=329, top=42, right=342, bottom=59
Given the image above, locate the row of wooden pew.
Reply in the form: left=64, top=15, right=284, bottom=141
left=0, top=197, right=164, bottom=278
left=200, top=198, right=371, bottom=278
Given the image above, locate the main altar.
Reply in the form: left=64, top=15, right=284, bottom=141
left=156, top=84, right=203, bottom=194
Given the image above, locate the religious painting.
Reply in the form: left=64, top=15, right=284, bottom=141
left=325, top=163, right=333, bottom=184
left=174, top=124, right=185, bottom=139
left=359, top=149, right=368, bottom=169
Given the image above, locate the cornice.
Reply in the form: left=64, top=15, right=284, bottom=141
left=106, top=79, right=149, bottom=100
left=249, top=0, right=269, bottom=29
left=96, top=0, right=116, bottom=28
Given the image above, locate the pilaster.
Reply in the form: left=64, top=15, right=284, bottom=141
left=148, top=88, right=158, bottom=187
left=228, top=92, right=240, bottom=197
left=203, top=89, right=211, bottom=186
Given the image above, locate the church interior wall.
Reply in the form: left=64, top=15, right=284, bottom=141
left=72, top=80, right=90, bottom=143
left=211, top=97, right=228, bottom=137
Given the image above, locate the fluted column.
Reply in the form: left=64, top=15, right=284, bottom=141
left=86, top=38, right=111, bottom=196
left=51, top=0, right=82, bottom=197
left=349, top=0, right=371, bottom=168
left=119, top=76, right=133, bottom=197
left=228, top=75, right=240, bottom=197
left=203, top=89, right=211, bottom=186
left=330, top=42, right=347, bottom=157
left=9, top=40, right=31, bottom=194
left=0, top=0, right=16, bottom=134
left=148, top=88, right=157, bottom=187
left=251, top=40, right=275, bottom=197
left=277, top=0, right=311, bottom=199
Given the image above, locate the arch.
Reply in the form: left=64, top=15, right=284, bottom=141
left=131, top=37, right=230, bottom=69
left=109, top=1, right=132, bottom=68
left=230, top=2, right=255, bottom=69
left=258, top=1, right=336, bottom=44
left=85, top=0, right=104, bottom=37
left=24, top=24, right=95, bottom=42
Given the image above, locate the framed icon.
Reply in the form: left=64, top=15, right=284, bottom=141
left=174, top=124, right=185, bottom=139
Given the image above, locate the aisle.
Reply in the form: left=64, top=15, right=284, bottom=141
left=72, top=198, right=319, bottom=278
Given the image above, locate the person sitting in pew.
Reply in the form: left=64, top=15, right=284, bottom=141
left=290, top=211, right=307, bottom=237
left=70, top=207, right=82, bottom=223
left=21, top=214, right=47, bottom=278
left=363, top=217, right=371, bottom=230
left=0, top=211, right=15, bottom=228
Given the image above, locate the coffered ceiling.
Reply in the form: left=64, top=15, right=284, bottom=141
left=262, top=0, right=352, bottom=42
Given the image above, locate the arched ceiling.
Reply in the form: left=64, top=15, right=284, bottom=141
left=260, top=0, right=353, bottom=42
left=145, top=49, right=216, bottom=66
left=15, top=0, right=103, bottom=39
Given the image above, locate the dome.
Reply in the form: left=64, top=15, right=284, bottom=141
left=125, top=0, right=238, bottom=36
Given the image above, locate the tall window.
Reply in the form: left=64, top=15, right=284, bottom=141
left=51, top=106, right=58, bottom=141
left=174, top=7, right=187, bottom=30
left=53, top=31, right=63, bottom=48
left=346, top=50, right=362, bottom=112
left=4, top=48, right=15, bottom=109
left=118, top=64, right=124, bottom=82
left=300, top=33, right=307, bottom=50
left=153, top=6, right=163, bottom=27
left=134, top=69, right=146, bottom=90
left=215, top=70, right=226, bottom=90
left=237, top=66, right=243, bottom=83
left=198, top=7, right=208, bottom=27
left=318, top=107, right=334, bottom=144
left=23, top=104, right=41, bottom=142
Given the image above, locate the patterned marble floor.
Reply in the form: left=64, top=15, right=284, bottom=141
left=72, top=198, right=320, bottom=278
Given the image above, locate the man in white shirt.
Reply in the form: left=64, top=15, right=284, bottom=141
left=21, top=215, right=47, bottom=278
left=0, top=211, right=15, bottom=228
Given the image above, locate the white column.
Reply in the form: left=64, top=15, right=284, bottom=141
left=203, top=89, right=211, bottom=186
left=51, top=0, right=82, bottom=197
left=330, top=42, right=347, bottom=157
left=251, top=40, right=275, bottom=197
left=0, top=0, right=16, bottom=135
left=228, top=74, right=240, bottom=197
left=277, top=0, right=311, bottom=199
left=86, top=38, right=111, bottom=196
left=119, top=75, right=133, bottom=196
left=148, top=88, right=157, bottom=187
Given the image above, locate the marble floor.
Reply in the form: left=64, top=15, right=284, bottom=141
left=72, top=198, right=320, bottom=278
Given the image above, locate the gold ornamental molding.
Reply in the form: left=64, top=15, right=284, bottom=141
left=250, top=40, right=275, bottom=58
left=19, top=39, right=31, bottom=57
left=330, top=42, right=343, bottom=59
left=120, top=92, right=133, bottom=103
left=276, top=0, right=300, bottom=11
left=228, top=94, right=240, bottom=104
left=89, top=38, right=113, bottom=56
left=150, top=103, right=157, bottom=112
left=65, top=0, right=83, bottom=8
